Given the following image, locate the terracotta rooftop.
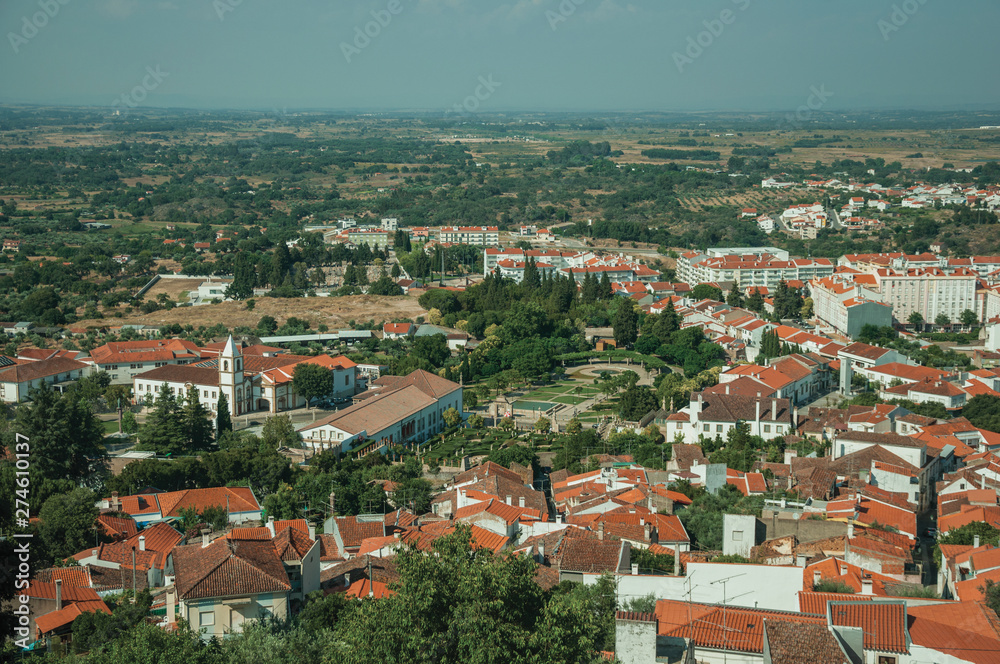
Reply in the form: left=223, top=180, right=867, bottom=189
left=173, top=538, right=291, bottom=600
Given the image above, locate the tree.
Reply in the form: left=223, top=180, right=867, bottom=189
left=298, top=589, right=349, bottom=633
left=691, top=284, right=723, bottom=301
left=534, top=417, right=551, bottom=434
left=961, top=309, right=979, bottom=329
left=368, top=276, right=404, bottom=296
left=499, top=416, right=515, bottom=431
left=293, top=363, right=333, bottom=406
left=612, top=303, right=639, bottom=348
left=598, top=272, right=614, bottom=300
left=138, top=385, right=185, bottom=455
left=216, top=393, right=233, bottom=439
left=908, top=311, right=925, bottom=330
left=618, top=385, right=659, bottom=421
left=326, top=525, right=613, bottom=663
left=463, top=391, right=478, bottom=410
left=181, top=386, right=214, bottom=452
left=801, top=297, right=814, bottom=318
left=443, top=407, right=462, bottom=428
left=4, top=388, right=106, bottom=486
left=935, top=313, right=951, bottom=328
left=413, top=334, right=450, bottom=367
left=38, top=487, right=99, bottom=562
left=226, top=252, right=256, bottom=300
left=260, top=415, right=301, bottom=449
left=566, top=418, right=583, bottom=435
left=121, top=410, right=138, bottom=435
left=759, top=330, right=782, bottom=359
left=726, top=282, right=744, bottom=307
left=391, top=263, right=401, bottom=278
left=964, top=394, right=1000, bottom=433
left=468, top=413, right=485, bottom=429
left=257, top=315, right=278, bottom=335
left=746, top=287, right=765, bottom=313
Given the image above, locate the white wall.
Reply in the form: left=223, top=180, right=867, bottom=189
left=582, top=562, right=804, bottom=612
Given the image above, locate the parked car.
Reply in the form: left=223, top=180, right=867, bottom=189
left=925, top=528, right=938, bottom=538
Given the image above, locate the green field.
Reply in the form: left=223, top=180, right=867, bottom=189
left=514, top=400, right=555, bottom=412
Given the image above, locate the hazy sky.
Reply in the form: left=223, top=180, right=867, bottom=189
left=1, top=0, right=997, bottom=113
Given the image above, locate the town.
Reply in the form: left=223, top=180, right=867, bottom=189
left=2, top=11, right=1000, bottom=657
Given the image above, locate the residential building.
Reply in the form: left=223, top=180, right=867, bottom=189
left=666, top=391, right=794, bottom=444
left=173, top=537, right=292, bottom=641
left=0, top=356, right=91, bottom=403
left=100, top=487, right=262, bottom=527
left=810, top=275, right=893, bottom=339
left=439, top=226, right=499, bottom=246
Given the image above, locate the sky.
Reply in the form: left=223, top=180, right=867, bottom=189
left=0, top=0, right=997, bottom=114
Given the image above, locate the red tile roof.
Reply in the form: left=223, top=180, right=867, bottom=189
left=173, top=539, right=291, bottom=600
left=35, top=599, right=111, bottom=636
left=827, top=600, right=908, bottom=653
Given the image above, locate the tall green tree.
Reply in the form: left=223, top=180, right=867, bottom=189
left=215, top=393, right=233, bottom=440
left=182, top=386, right=214, bottom=452
left=226, top=252, right=257, bottom=300
left=38, top=487, right=99, bottom=562
left=138, top=385, right=185, bottom=455
left=726, top=281, right=745, bottom=307
left=5, top=387, right=106, bottom=486
left=612, top=302, right=639, bottom=348
left=598, top=272, right=613, bottom=300
left=746, top=287, right=765, bottom=313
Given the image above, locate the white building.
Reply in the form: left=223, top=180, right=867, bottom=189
left=298, top=370, right=462, bottom=458
left=438, top=226, right=499, bottom=246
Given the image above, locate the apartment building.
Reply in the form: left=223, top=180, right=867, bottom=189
left=810, top=275, right=893, bottom=338
left=871, top=267, right=978, bottom=325
left=438, top=226, right=500, bottom=246
left=677, top=248, right=834, bottom=289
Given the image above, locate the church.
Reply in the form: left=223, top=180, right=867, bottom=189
left=132, top=336, right=356, bottom=418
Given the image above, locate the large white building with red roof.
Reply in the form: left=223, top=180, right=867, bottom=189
left=132, top=336, right=357, bottom=417
left=87, top=338, right=203, bottom=384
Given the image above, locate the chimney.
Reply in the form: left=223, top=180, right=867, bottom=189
left=631, top=563, right=639, bottom=576
left=556, top=513, right=563, bottom=525
left=644, top=523, right=651, bottom=542
left=55, top=579, right=62, bottom=611
left=505, top=495, right=512, bottom=506
left=725, top=383, right=730, bottom=395
left=111, top=491, right=120, bottom=510
left=202, top=530, right=210, bottom=548
left=861, top=576, right=874, bottom=595
left=772, top=399, right=778, bottom=420
left=518, top=496, right=525, bottom=508
left=598, top=521, right=605, bottom=541
left=975, top=535, right=981, bottom=548
left=813, top=570, right=822, bottom=587
left=847, top=522, right=854, bottom=539
left=756, top=399, right=761, bottom=423
left=266, top=516, right=276, bottom=537
left=329, top=491, right=336, bottom=515
left=139, top=535, right=146, bottom=551
left=166, top=589, right=176, bottom=625
left=308, top=524, right=316, bottom=540
left=538, top=541, right=545, bottom=563
left=674, top=544, right=681, bottom=576
left=793, top=407, right=799, bottom=431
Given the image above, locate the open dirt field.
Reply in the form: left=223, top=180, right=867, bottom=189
left=75, top=294, right=427, bottom=330
left=143, top=278, right=204, bottom=303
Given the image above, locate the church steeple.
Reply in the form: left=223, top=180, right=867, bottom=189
left=219, top=335, right=243, bottom=416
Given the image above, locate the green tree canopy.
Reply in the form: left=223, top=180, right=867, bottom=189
left=293, top=363, right=334, bottom=406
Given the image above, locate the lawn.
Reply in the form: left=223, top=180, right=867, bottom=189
left=552, top=395, right=587, bottom=405
left=102, top=419, right=122, bottom=433
left=514, top=400, right=555, bottom=411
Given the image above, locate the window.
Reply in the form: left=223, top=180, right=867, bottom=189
left=776, top=426, right=783, bottom=434
left=732, top=530, right=743, bottom=541
left=703, top=424, right=710, bottom=432
left=716, top=425, right=723, bottom=433
left=877, top=657, right=896, bottom=664
left=764, top=425, right=771, bottom=433
left=345, top=375, right=349, bottom=385
left=199, top=611, right=215, bottom=627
